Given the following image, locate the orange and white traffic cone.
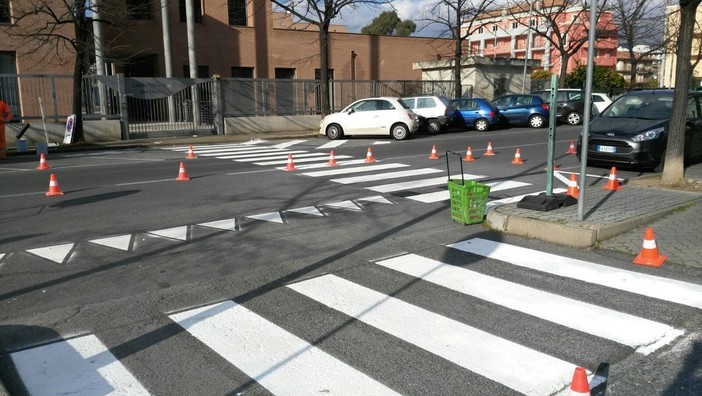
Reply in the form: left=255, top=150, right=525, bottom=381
left=511, top=148, right=523, bottom=164
left=463, top=146, right=476, bottom=162
left=45, top=173, right=64, bottom=196
left=176, top=162, right=190, bottom=181
left=364, top=147, right=376, bottom=163
left=602, top=167, right=623, bottom=191
left=568, top=367, right=591, bottom=396
left=36, top=153, right=50, bottom=170
left=428, top=144, right=439, bottom=160
left=285, top=153, right=298, bottom=171
left=185, top=145, right=197, bottom=159
left=566, top=173, right=580, bottom=199
left=633, top=227, right=667, bottom=267
left=328, top=150, right=338, bottom=167
left=566, top=140, right=577, bottom=154
left=484, top=141, right=495, bottom=156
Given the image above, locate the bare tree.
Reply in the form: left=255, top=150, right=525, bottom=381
left=421, top=0, right=497, bottom=98
left=269, top=0, right=391, bottom=116
left=661, top=0, right=701, bottom=185
left=612, top=0, right=671, bottom=88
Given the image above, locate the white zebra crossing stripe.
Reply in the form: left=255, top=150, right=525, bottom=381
left=288, top=274, right=578, bottom=396
left=257, top=155, right=353, bottom=166
left=273, top=140, right=307, bottom=149
left=11, top=334, right=149, bottom=395
left=317, top=140, right=347, bottom=149
left=365, top=174, right=485, bottom=193
left=277, top=159, right=370, bottom=170
left=237, top=153, right=330, bottom=162
left=449, top=238, right=702, bottom=310
left=218, top=150, right=308, bottom=160
left=169, top=301, right=401, bottom=396
left=376, top=254, right=683, bottom=354
left=407, top=180, right=530, bottom=203
left=302, top=163, right=409, bottom=177
left=330, top=168, right=442, bottom=184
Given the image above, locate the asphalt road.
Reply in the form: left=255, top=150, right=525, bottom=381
left=1, top=125, right=701, bottom=395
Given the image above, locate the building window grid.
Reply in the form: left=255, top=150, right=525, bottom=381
left=127, top=0, right=152, bottom=20
left=179, top=0, right=203, bottom=23
left=0, top=0, right=10, bottom=23
left=228, top=0, right=247, bottom=26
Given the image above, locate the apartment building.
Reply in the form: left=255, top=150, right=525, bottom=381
left=616, top=46, right=662, bottom=88
left=660, top=3, right=702, bottom=88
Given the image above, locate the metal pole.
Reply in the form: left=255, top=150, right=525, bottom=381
left=577, top=0, right=598, bottom=221
left=91, top=0, right=107, bottom=118
left=185, top=0, right=200, bottom=126
left=521, top=2, right=534, bottom=94
left=546, top=75, right=558, bottom=195
left=161, top=0, right=176, bottom=122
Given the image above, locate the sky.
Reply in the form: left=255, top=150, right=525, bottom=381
left=336, top=0, right=441, bottom=37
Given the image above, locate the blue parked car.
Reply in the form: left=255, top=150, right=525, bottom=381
left=447, top=98, right=501, bottom=131
left=492, top=94, right=549, bottom=128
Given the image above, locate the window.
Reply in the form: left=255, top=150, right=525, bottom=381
left=687, top=96, right=699, bottom=120
left=179, top=0, right=203, bottom=23
left=231, top=67, right=253, bottom=78
left=127, top=0, right=151, bottom=20
left=0, top=52, right=19, bottom=116
left=0, top=0, right=9, bottom=23
left=512, top=22, right=518, bottom=29
left=492, top=25, right=498, bottom=32
left=228, top=0, right=246, bottom=26
left=417, top=98, right=435, bottom=109
left=478, top=27, right=484, bottom=34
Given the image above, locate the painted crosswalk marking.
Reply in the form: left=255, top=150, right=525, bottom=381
left=407, top=180, right=530, bottom=203
left=330, top=168, right=442, bottom=184
left=169, top=301, right=401, bottom=396
left=449, top=238, right=702, bottom=310
left=301, top=163, right=409, bottom=177
left=376, top=254, right=683, bottom=354
left=11, top=335, right=149, bottom=395
left=288, top=274, right=578, bottom=396
left=317, top=140, right=347, bottom=149
left=366, top=174, right=485, bottom=193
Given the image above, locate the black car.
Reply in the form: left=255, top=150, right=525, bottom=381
left=532, top=89, right=590, bottom=125
left=577, top=89, right=702, bottom=172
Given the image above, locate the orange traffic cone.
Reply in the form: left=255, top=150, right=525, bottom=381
left=633, top=227, right=667, bottom=267
left=36, top=153, right=50, bottom=170
left=428, top=145, right=439, bottom=160
left=566, top=140, right=577, bottom=154
left=328, top=150, right=338, bottom=166
left=566, top=173, right=580, bottom=199
left=463, top=146, right=476, bottom=162
left=484, top=141, right=495, bottom=156
left=602, top=167, right=622, bottom=191
left=511, top=148, right=523, bottom=164
left=185, top=145, right=197, bottom=159
left=285, top=154, right=298, bottom=171
left=176, top=162, right=190, bottom=181
left=568, top=367, right=591, bottom=396
left=364, top=147, right=376, bottom=163
left=45, top=173, right=64, bottom=196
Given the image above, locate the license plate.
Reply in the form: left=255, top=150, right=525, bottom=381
left=597, top=145, right=616, bottom=153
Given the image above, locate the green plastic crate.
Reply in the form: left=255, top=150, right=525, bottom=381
left=448, top=179, right=490, bottom=225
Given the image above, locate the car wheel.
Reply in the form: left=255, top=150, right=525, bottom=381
left=426, top=119, right=442, bottom=134
left=566, top=112, right=582, bottom=125
left=528, top=114, right=545, bottom=128
left=326, top=124, right=343, bottom=140
left=391, top=123, right=410, bottom=140
left=474, top=119, right=489, bottom=131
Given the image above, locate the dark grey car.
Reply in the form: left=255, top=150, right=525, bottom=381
left=577, top=89, right=702, bottom=171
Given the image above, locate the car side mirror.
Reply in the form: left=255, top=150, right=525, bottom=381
left=347, top=109, right=355, bottom=115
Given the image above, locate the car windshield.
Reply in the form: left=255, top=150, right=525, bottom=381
left=602, top=93, right=673, bottom=120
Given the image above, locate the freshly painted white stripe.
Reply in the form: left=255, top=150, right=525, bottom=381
left=258, top=155, right=352, bottom=166
left=365, top=174, right=485, bottom=193
left=449, top=238, right=702, bottom=310
left=407, top=180, right=530, bottom=203
left=27, top=243, right=74, bottom=264
left=170, top=301, right=400, bottom=396
left=219, top=150, right=306, bottom=160
left=321, top=200, right=362, bottom=211
left=170, top=143, right=254, bottom=151
left=284, top=206, right=324, bottom=216
left=89, top=235, right=132, bottom=251
left=148, top=226, right=188, bottom=241
left=356, top=195, right=394, bottom=205
left=0, top=253, right=5, bottom=261
left=189, top=147, right=267, bottom=155
left=317, top=140, right=347, bottom=149
left=236, top=153, right=329, bottom=162
left=198, top=218, right=239, bottom=232
left=277, top=159, right=369, bottom=170
left=330, top=168, right=442, bottom=184
left=302, top=163, right=409, bottom=177
left=373, top=141, right=391, bottom=145
left=553, top=171, right=571, bottom=186
left=288, top=275, right=577, bottom=395
left=273, top=140, right=307, bottom=149
left=377, top=254, right=683, bottom=354
left=11, top=334, right=149, bottom=395
left=246, top=212, right=284, bottom=223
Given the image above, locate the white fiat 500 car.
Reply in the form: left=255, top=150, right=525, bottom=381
left=319, top=97, right=419, bottom=140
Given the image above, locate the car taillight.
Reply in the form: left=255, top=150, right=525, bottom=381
left=408, top=111, right=415, bottom=120
left=542, top=104, right=549, bottom=110
left=488, top=111, right=495, bottom=117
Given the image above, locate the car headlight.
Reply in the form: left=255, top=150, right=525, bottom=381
left=632, top=127, right=665, bottom=142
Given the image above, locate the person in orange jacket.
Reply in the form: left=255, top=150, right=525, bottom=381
left=0, top=99, right=12, bottom=159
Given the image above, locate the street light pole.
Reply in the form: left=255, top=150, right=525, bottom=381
left=521, top=2, right=534, bottom=93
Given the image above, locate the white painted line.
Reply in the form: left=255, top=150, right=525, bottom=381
left=449, top=238, right=702, bottom=310
left=373, top=141, right=391, bottom=145
left=257, top=155, right=353, bottom=166
left=330, top=168, right=442, bottom=184
left=365, top=174, right=486, bottom=193
left=288, top=275, right=577, bottom=396
left=321, top=200, right=362, bottom=211
left=188, top=147, right=267, bottom=155
left=237, top=153, right=329, bottom=163
left=356, top=196, right=394, bottom=205
left=26, top=243, right=74, bottom=264
left=317, top=140, right=347, bottom=149
left=148, top=226, right=189, bottom=241
left=89, top=235, right=132, bottom=251
left=553, top=171, right=571, bottom=186
left=170, top=301, right=400, bottom=396
left=284, top=206, right=324, bottom=216
left=277, top=159, right=369, bottom=170
left=377, top=254, right=683, bottom=354
left=407, top=180, right=530, bottom=203
left=273, top=140, right=307, bottom=149
left=219, top=150, right=306, bottom=160
left=302, top=163, right=409, bottom=177
left=246, top=212, right=284, bottom=223
left=11, top=334, right=149, bottom=396
left=198, top=218, right=239, bottom=232
left=0, top=253, right=4, bottom=261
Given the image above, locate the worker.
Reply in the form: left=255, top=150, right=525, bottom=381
left=0, top=99, right=12, bottom=159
